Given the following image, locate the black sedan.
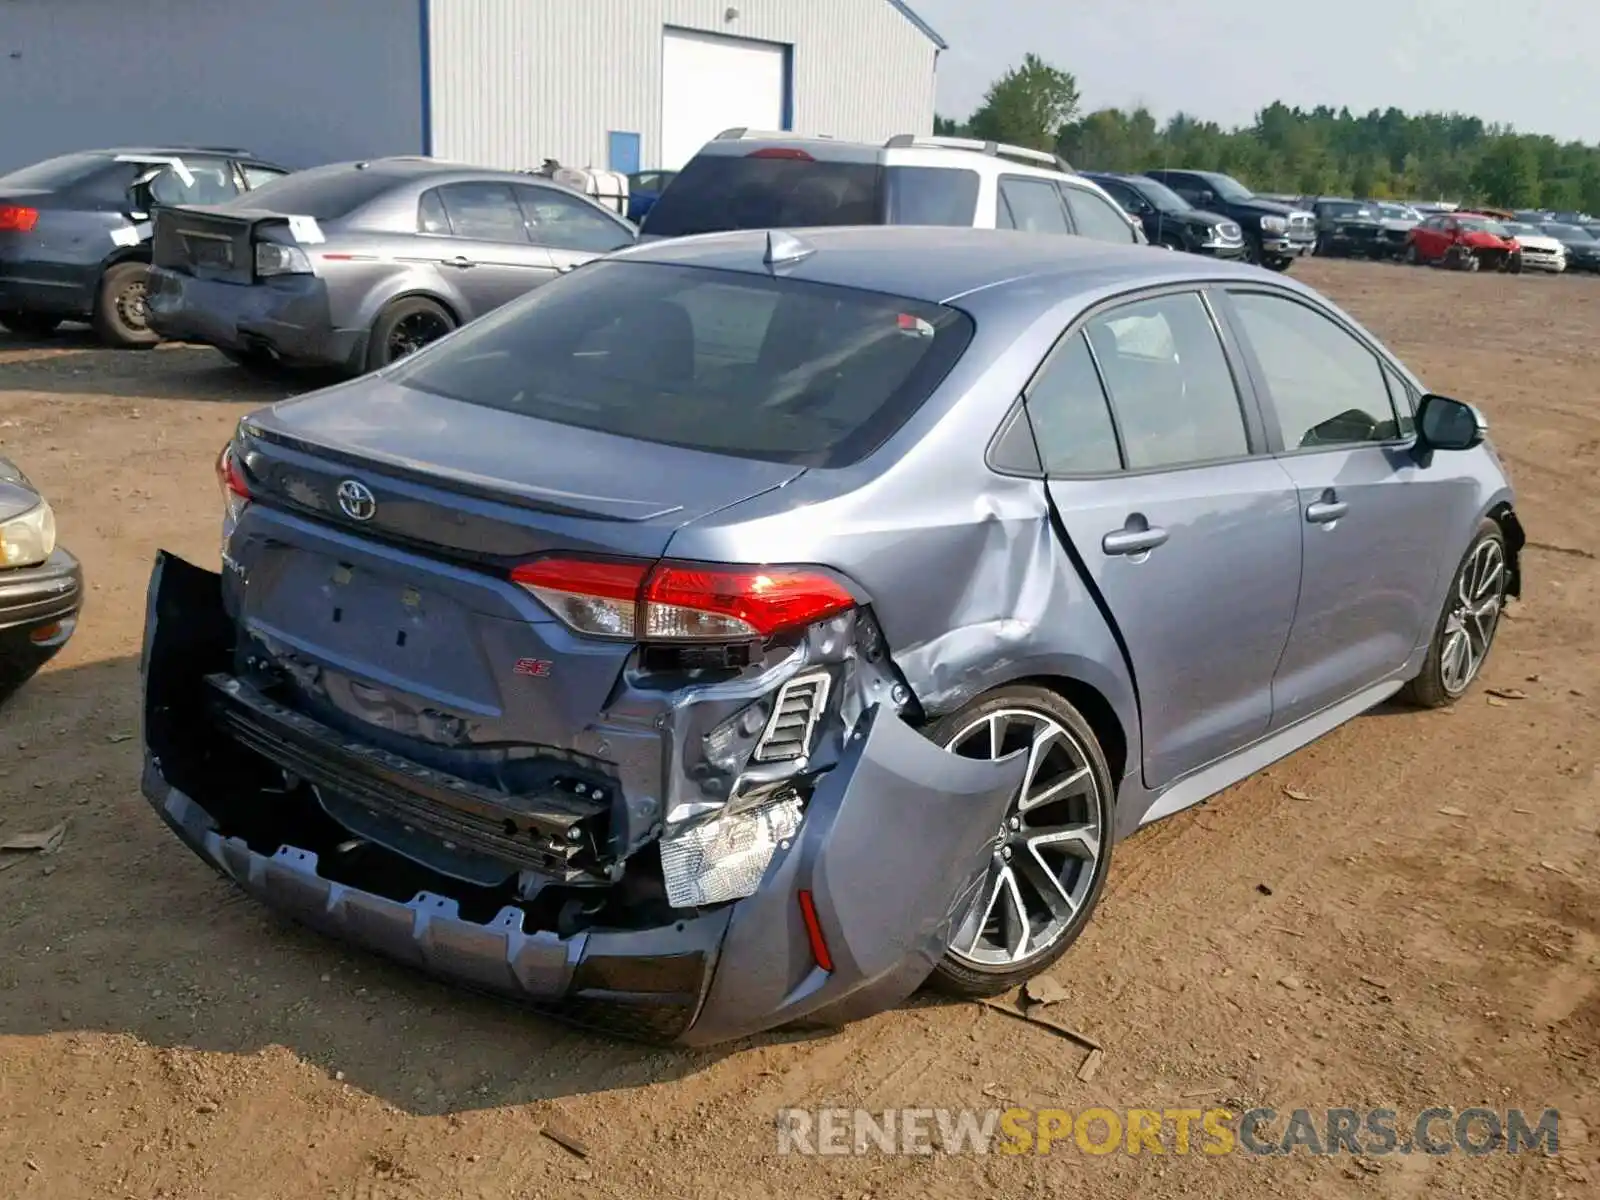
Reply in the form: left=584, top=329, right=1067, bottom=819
left=1540, top=223, right=1600, bottom=273
left=1081, top=171, right=1246, bottom=258
left=0, top=456, right=80, bottom=700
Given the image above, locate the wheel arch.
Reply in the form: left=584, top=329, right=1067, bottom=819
left=372, top=289, right=462, bottom=328
left=977, top=672, right=1131, bottom=798
left=1486, top=500, right=1525, bottom=599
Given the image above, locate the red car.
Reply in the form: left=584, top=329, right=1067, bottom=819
left=1404, top=212, right=1523, bottom=272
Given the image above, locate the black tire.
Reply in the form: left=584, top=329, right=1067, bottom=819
left=1265, top=256, right=1294, bottom=273
left=1403, top=243, right=1420, bottom=266
left=923, top=684, right=1115, bottom=998
left=1158, top=234, right=1184, bottom=252
left=1400, top=519, right=1508, bottom=709
left=92, top=262, right=159, bottom=348
left=365, top=296, right=455, bottom=372
left=1507, top=252, right=1524, bottom=275
left=0, top=310, right=63, bottom=338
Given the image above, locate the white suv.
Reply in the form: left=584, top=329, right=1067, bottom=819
left=639, top=130, right=1149, bottom=248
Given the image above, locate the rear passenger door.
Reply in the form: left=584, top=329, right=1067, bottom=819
left=996, top=176, right=1073, bottom=235
left=1024, top=289, right=1302, bottom=791
left=419, top=181, right=555, bottom=315
left=1215, top=287, right=1463, bottom=727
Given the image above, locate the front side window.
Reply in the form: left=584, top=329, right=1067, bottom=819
left=514, top=185, right=634, bottom=253
left=436, top=181, right=530, bottom=242
left=1228, top=290, right=1402, bottom=449
left=146, top=157, right=239, bottom=206
left=1083, top=293, right=1249, bottom=470
left=997, top=177, right=1071, bottom=234
left=1024, top=331, right=1122, bottom=475
left=389, top=261, right=975, bottom=468
left=884, top=167, right=980, bottom=227
left=1062, top=185, right=1138, bottom=244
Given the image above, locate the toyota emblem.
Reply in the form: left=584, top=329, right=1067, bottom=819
left=336, top=479, right=377, bottom=521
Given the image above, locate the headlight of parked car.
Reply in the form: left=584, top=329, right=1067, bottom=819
left=0, top=501, right=56, bottom=568
left=1260, top=216, right=1288, bottom=234
left=255, top=242, right=313, bottom=277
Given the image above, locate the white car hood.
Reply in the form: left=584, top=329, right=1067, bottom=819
left=1514, top=234, right=1566, bottom=253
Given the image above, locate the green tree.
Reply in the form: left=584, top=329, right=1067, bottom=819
left=967, top=54, right=1080, bottom=152
left=1470, top=136, right=1541, bottom=207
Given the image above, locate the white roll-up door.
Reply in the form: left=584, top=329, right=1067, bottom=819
left=660, top=28, right=787, bottom=170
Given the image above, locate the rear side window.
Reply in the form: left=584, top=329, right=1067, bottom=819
left=640, top=153, right=882, bottom=237
left=1084, top=293, right=1248, bottom=470
left=231, top=167, right=398, bottom=220
left=437, top=181, right=529, bottom=242
left=146, top=157, right=239, bottom=206
left=997, top=177, right=1071, bottom=234
left=1061, top=186, right=1138, bottom=244
left=884, top=167, right=980, bottom=227
left=389, top=260, right=974, bottom=468
left=1025, top=332, right=1122, bottom=475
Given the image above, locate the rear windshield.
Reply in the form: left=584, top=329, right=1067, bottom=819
left=643, top=154, right=884, bottom=236
left=0, top=152, right=115, bottom=191
left=390, top=260, right=974, bottom=467
left=226, top=167, right=394, bottom=219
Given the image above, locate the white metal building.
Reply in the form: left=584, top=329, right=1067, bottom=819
left=0, top=0, right=944, bottom=175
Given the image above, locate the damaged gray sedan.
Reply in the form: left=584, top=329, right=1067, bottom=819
left=140, top=226, right=1523, bottom=1045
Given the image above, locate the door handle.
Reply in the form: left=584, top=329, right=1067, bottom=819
left=1305, top=493, right=1348, bottom=524
left=442, top=255, right=475, bottom=269
left=1102, top=525, right=1169, bottom=556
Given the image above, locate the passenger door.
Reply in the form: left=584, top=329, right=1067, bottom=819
left=1059, top=183, right=1140, bottom=245
left=1026, top=290, right=1303, bottom=790
left=1217, top=287, right=1463, bottom=728
left=423, top=181, right=556, bottom=314
left=513, top=182, right=636, bottom=275
left=996, top=175, right=1073, bottom=235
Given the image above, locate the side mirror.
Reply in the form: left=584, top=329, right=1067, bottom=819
left=1196, top=190, right=1216, bottom=207
left=1413, top=393, right=1485, bottom=464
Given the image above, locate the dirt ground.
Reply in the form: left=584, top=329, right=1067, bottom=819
left=0, top=259, right=1594, bottom=1199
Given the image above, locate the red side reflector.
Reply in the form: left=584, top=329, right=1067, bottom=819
left=746, top=147, right=815, bottom=161
left=797, top=890, right=834, bottom=973
left=28, top=621, right=61, bottom=645
left=0, top=205, right=40, bottom=233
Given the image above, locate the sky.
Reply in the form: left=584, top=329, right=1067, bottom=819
left=908, top=0, right=1600, bottom=145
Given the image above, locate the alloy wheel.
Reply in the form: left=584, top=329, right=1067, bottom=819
left=1440, top=538, right=1505, bottom=696
left=386, top=311, right=451, bottom=362
left=942, top=708, right=1106, bottom=969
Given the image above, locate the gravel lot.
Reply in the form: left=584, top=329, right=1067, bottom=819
left=0, top=259, right=1595, bottom=1199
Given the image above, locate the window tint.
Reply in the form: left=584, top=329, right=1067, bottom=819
left=1382, top=363, right=1417, bottom=437
left=640, top=154, right=882, bottom=237
left=146, top=157, right=239, bottom=206
left=1229, top=291, right=1401, bottom=449
left=514, top=185, right=633, bottom=253
left=1026, top=332, right=1121, bottom=474
left=437, top=181, right=529, bottom=242
left=231, top=166, right=397, bottom=220
left=884, top=166, right=980, bottom=226
left=997, top=177, right=1071, bottom=234
left=1096, top=179, right=1143, bottom=212
left=417, top=188, right=450, bottom=234
left=388, top=261, right=975, bottom=468
left=241, top=165, right=288, bottom=190
left=1085, top=293, right=1248, bottom=469
left=1062, top=185, right=1138, bottom=243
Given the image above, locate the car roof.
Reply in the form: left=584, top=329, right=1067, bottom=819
left=281, top=157, right=554, bottom=188
left=611, top=224, right=1266, bottom=305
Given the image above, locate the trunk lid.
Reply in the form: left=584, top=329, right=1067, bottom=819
left=151, top=204, right=291, bottom=284
left=239, top=375, right=806, bottom=565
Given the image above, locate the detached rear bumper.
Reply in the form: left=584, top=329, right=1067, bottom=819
left=144, top=267, right=366, bottom=372
left=140, top=552, right=1024, bottom=1046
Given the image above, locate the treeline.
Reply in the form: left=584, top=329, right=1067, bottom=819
left=936, top=55, right=1600, bottom=210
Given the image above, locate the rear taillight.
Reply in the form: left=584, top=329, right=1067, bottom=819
left=216, top=442, right=250, bottom=522
left=0, top=206, right=40, bottom=233
left=746, top=147, right=815, bottom=161
left=512, top=556, right=856, bottom=642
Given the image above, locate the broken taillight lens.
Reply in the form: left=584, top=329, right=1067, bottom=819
left=216, top=441, right=251, bottom=524
left=512, top=556, right=856, bottom=642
